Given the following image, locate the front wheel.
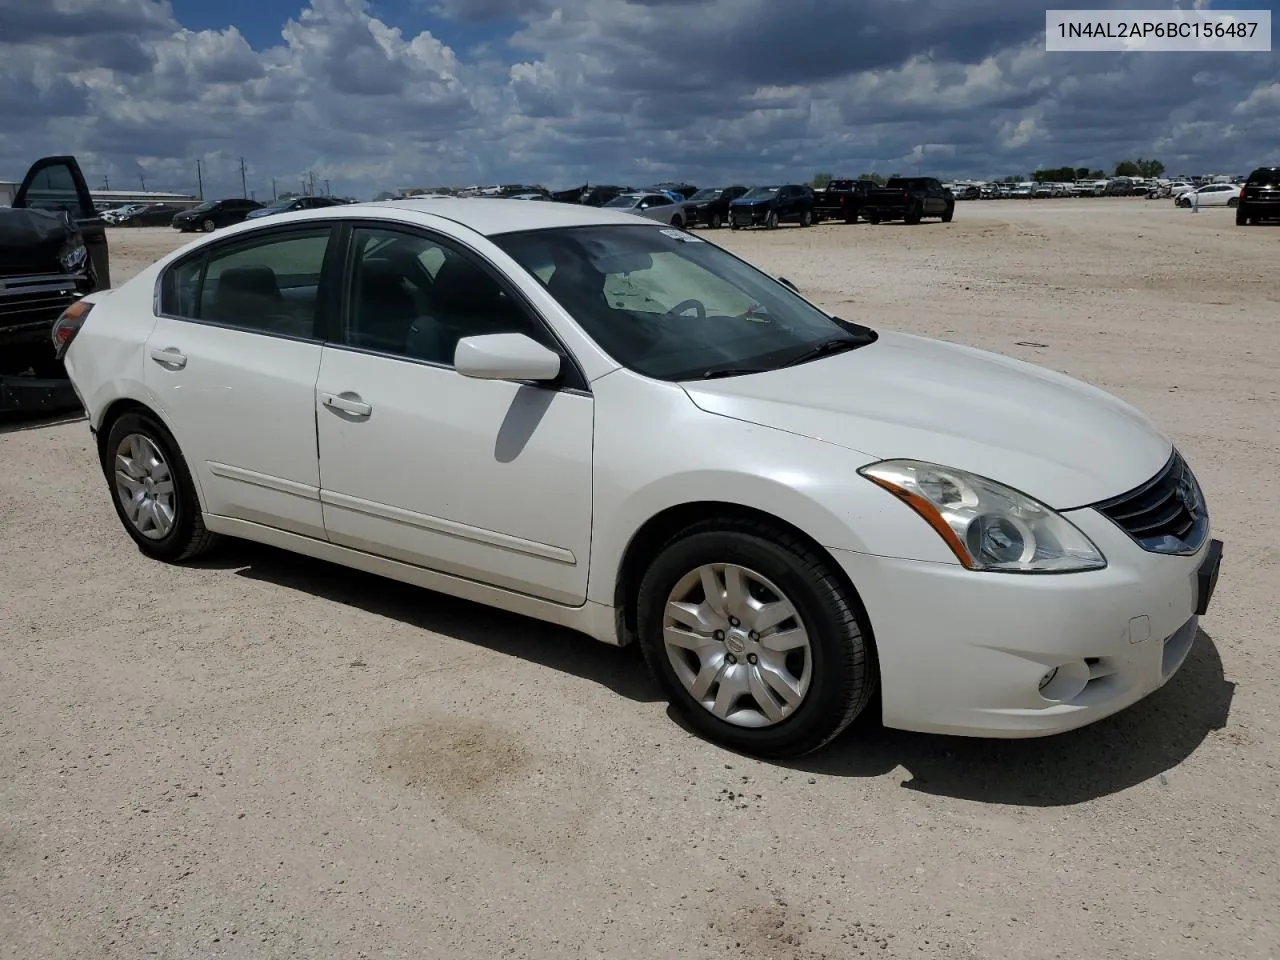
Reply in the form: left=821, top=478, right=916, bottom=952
left=941, top=203, right=954, bottom=223
left=202, top=218, right=216, bottom=232
left=636, top=520, right=876, bottom=758
left=766, top=210, right=779, bottom=229
left=710, top=212, right=722, bottom=229
left=102, top=411, right=219, bottom=562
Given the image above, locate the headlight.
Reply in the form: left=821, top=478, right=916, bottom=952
left=859, top=459, right=1106, bottom=573
left=58, top=236, right=89, bottom=274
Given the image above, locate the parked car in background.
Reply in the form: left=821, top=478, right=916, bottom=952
left=114, top=203, right=187, bottom=227
left=0, top=155, right=109, bottom=409
left=683, top=185, right=749, bottom=229
left=551, top=185, right=632, bottom=206
left=245, top=196, right=350, bottom=220
left=603, top=191, right=687, bottom=226
left=729, top=185, right=815, bottom=229
left=1177, top=183, right=1241, bottom=208
left=101, top=203, right=147, bottom=223
left=812, top=179, right=879, bottom=223
left=950, top=183, right=982, bottom=201
left=172, top=197, right=263, bottom=232
left=55, top=197, right=1224, bottom=758
left=649, top=182, right=698, bottom=200
left=1237, top=167, right=1280, bottom=225
left=508, top=193, right=551, bottom=201
left=862, top=177, right=954, bottom=224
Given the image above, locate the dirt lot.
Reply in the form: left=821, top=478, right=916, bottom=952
left=2, top=201, right=1277, bottom=960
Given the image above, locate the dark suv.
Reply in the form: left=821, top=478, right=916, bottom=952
left=729, top=184, right=815, bottom=229
left=172, top=197, right=263, bottom=233
left=684, top=185, right=749, bottom=229
left=1237, top=167, right=1280, bottom=225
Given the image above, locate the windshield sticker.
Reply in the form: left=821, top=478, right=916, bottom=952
left=659, top=228, right=704, bottom=242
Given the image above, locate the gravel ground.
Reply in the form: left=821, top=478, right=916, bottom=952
left=2, top=201, right=1277, bottom=960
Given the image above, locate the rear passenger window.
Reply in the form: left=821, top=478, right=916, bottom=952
left=160, top=229, right=331, bottom=339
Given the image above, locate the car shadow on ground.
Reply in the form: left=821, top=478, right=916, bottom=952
left=201, top=541, right=1233, bottom=806
left=206, top=541, right=661, bottom=705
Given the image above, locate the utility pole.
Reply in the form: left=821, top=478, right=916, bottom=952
left=239, top=157, right=248, bottom=199
left=322, top=178, right=331, bottom=196
left=102, top=175, right=110, bottom=190
left=271, top=177, right=277, bottom=201
left=309, top=170, right=316, bottom=197
left=196, top=158, right=204, bottom=200
left=139, top=172, right=146, bottom=191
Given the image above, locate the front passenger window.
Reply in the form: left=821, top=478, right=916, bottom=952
left=346, top=227, right=551, bottom=367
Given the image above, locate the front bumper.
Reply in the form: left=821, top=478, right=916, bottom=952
left=832, top=507, right=1222, bottom=738
left=730, top=206, right=771, bottom=226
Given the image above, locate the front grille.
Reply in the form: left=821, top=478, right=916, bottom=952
left=1091, top=449, right=1207, bottom=555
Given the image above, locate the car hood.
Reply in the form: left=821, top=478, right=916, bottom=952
left=680, top=331, right=1172, bottom=509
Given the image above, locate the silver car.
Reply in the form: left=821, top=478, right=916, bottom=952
left=602, top=191, right=687, bottom=227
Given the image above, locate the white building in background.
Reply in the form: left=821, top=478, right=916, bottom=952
left=0, top=181, right=198, bottom=209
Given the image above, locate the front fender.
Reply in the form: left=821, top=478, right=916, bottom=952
left=585, top=370, right=958, bottom=607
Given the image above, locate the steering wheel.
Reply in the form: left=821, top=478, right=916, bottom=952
left=666, top=299, right=707, bottom=321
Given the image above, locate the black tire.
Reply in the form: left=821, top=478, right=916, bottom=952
left=800, top=209, right=813, bottom=227
left=904, top=203, right=923, bottom=225
left=636, top=519, right=876, bottom=758
left=941, top=202, right=954, bottom=223
left=102, top=410, right=219, bottom=562
left=730, top=222, right=740, bottom=231
left=670, top=215, right=682, bottom=226
left=1227, top=197, right=1239, bottom=209
left=766, top=210, right=779, bottom=230
left=202, top=218, right=216, bottom=232
left=867, top=210, right=881, bottom=224
left=1236, top=207, right=1249, bottom=226
left=844, top=212, right=857, bottom=224
left=710, top=212, right=722, bottom=229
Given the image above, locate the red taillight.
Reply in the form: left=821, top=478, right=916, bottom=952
left=52, top=300, right=93, bottom=359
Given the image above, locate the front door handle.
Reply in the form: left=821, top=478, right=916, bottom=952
left=150, top=346, right=187, bottom=369
left=321, top=392, right=372, bottom=418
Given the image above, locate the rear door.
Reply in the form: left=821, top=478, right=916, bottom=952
left=145, top=223, right=340, bottom=539
left=15, top=156, right=110, bottom=287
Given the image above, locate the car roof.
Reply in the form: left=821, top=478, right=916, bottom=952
left=184, top=197, right=661, bottom=238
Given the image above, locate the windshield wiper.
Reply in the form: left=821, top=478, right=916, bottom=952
left=777, top=337, right=865, bottom=368
left=695, top=367, right=772, bottom=380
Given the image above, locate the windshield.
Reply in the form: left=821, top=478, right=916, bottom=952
left=604, top=195, right=640, bottom=208
left=1246, top=167, right=1278, bottom=185
left=741, top=187, right=779, bottom=199
left=189, top=200, right=217, bottom=212
left=492, top=224, right=876, bottom=381
left=262, top=199, right=294, bottom=211
left=690, top=188, right=722, bottom=201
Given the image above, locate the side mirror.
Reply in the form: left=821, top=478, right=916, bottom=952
left=454, top=333, right=562, bottom=383
left=777, top=277, right=799, bottom=293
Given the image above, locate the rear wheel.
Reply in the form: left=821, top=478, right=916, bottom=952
left=637, top=520, right=876, bottom=758
left=800, top=209, right=813, bottom=228
left=904, top=203, right=923, bottom=225
left=1227, top=197, right=1239, bottom=209
left=102, top=411, right=218, bottom=562
left=1237, top=206, right=1250, bottom=225
left=867, top=211, right=882, bottom=224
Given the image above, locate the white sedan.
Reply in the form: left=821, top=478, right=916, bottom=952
left=1177, top=183, right=1242, bottom=207
left=52, top=199, right=1223, bottom=757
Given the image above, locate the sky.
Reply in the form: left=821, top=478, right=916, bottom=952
left=1, top=0, right=1277, bottom=200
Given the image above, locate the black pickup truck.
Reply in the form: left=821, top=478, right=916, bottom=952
left=861, top=176, right=955, bottom=224
left=1, top=156, right=109, bottom=412
left=812, top=178, right=879, bottom=223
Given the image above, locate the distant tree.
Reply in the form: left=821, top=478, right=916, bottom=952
left=1090, top=169, right=1105, bottom=178
left=1114, top=160, right=1140, bottom=177
left=1136, top=158, right=1165, bottom=178
left=1031, top=166, right=1079, bottom=182
left=857, top=172, right=886, bottom=184
left=1075, top=167, right=1091, bottom=179
left=1003, top=174, right=1023, bottom=182
left=811, top=172, right=833, bottom=188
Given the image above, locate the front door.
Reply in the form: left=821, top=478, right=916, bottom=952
left=314, top=223, right=594, bottom=605
left=145, top=224, right=338, bottom=539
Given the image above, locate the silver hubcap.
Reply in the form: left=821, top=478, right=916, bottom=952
left=662, top=563, right=813, bottom=728
left=114, top=433, right=176, bottom=540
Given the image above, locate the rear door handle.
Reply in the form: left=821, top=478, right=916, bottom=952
left=150, top=346, right=187, bottom=369
left=321, top=392, right=372, bottom=418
